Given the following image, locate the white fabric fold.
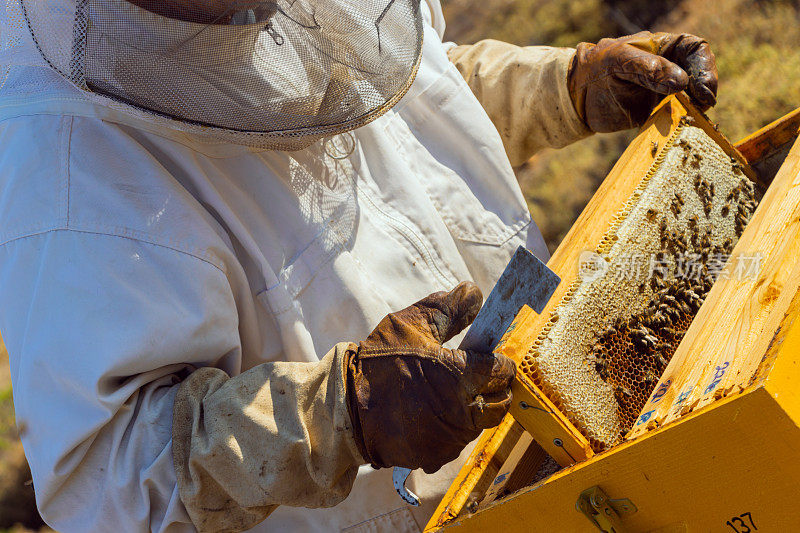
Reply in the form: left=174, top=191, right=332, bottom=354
left=449, top=40, right=592, bottom=166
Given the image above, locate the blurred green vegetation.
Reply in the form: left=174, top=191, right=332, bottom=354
left=444, top=0, right=800, bottom=251
left=0, top=339, right=43, bottom=532
left=0, top=340, right=14, bottom=452
left=0, top=381, right=14, bottom=453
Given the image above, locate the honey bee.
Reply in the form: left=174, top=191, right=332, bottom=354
left=614, top=385, right=633, bottom=398
left=650, top=277, right=666, bottom=291
left=721, top=202, right=730, bottom=217
left=668, top=283, right=680, bottom=295
left=736, top=216, right=748, bottom=232
left=650, top=141, right=659, bottom=156
left=702, top=198, right=713, bottom=216
left=646, top=208, right=659, bottom=222
left=645, top=314, right=663, bottom=329
left=655, top=341, right=673, bottom=352
left=669, top=306, right=683, bottom=321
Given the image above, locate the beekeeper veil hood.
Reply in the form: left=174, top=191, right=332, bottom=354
left=3, top=0, right=423, bottom=149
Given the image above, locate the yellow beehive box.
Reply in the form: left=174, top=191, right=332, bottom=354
left=434, top=346, right=800, bottom=531
left=426, top=100, right=800, bottom=532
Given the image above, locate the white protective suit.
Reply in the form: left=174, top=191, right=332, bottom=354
left=0, top=0, right=590, bottom=531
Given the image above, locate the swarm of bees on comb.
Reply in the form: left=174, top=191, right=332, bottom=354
left=519, top=122, right=758, bottom=451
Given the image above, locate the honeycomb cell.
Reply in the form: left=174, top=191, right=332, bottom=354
left=519, top=125, right=758, bottom=450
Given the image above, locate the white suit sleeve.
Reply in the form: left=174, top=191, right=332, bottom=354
left=0, top=229, right=360, bottom=532
left=448, top=40, right=593, bottom=166
left=172, top=343, right=362, bottom=531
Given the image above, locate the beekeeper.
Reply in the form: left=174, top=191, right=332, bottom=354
left=0, top=0, right=717, bottom=531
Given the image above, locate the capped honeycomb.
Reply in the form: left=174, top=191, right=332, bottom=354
left=520, top=122, right=758, bottom=451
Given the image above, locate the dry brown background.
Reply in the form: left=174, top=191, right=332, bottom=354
left=1, top=0, right=799, bottom=529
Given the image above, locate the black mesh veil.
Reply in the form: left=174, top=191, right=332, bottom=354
left=20, top=0, right=423, bottom=149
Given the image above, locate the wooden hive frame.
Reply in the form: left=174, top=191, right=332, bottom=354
left=628, top=106, right=800, bottom=437
left=425, top=94, right=800, bottom=531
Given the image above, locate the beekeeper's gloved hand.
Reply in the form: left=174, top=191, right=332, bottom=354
left=568, top=31, right=718, bottom=133
left=345, top=282, right=516, bottom=474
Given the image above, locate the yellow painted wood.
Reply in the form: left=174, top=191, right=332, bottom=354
left=509, top=375, right=593, bottom=467
left=736, top=105, right=800, bottom=176
left=736, top=106, right=800, bottom=188
left=437, top=256, right=800, bottom=531
left=630, top=134, right=800, bottom=437
left=498, top=438, right=549, bottom=497
left=480, top=432, right=534, bottom=505
left=427, top=97, right=795, bottom=532
left=492, top=305, right=538, bottom=365
left=426, top=94, right=716, bottom=530
left=762, top=289, right=800, bottom=428
left=492, top=305, right=592, bottom=466
left=502, top=95, right=693, bottom=447
left=438, top=383, right=800, bottom=532
left=423, top=415, right=525, bottom=531
left=441, top=276, right=800, bottom=531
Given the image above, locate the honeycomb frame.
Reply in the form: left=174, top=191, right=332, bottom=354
left=518, top=118, right=757, bottom=452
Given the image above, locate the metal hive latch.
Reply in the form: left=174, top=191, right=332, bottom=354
left=576, top=486, right=637, bottom=532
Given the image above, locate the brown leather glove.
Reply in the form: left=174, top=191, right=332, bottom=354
left=345, top=281, right=516, bottom=473
left=568, top=31, right=718, bottom=133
